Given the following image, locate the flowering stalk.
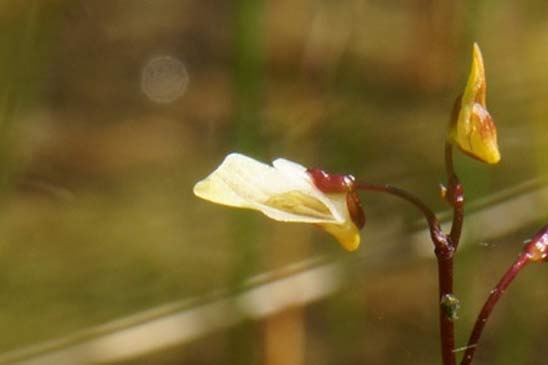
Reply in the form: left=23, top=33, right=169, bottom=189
left=356, top=181, right=457, bottom=365
left=445, top=142, right=464, bottom=248
left=460, top=225, right=548, bottom=365
left=437, top=128, right=462, bottom=365
left=460, top=254, right=529, bottom=365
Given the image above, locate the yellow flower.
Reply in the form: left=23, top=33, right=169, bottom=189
left=449, top=43, right=501, bottom=164
left=193, top=153, right=363, bottom=251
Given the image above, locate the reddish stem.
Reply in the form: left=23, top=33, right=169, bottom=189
left=355, top=182, right=451, bottom=257
left=460, top=253, right=530, bottom=365
left=356, top=182, right=456, bottom=365
left=445, top=143, right=464, bottom=248
left=445, top=141, right=456, bottom=181
left=438, top=256, right=456, bottom=365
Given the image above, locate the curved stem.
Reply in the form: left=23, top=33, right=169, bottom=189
left=355, top=181, right=456, bottom=365
left=460, top=253, right=530, bottom=365
left=355, top=182, right=451, bottom=257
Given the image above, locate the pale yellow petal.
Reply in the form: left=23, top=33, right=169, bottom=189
left=319, top=221, right=361, bottom=251
left=465, top=104, right=500, bottom=164
left=455, top=43, right=487, bottom=143
left=194, top=153, right=362, bottom=250
left=318, top=192, right=361, bottom=251
left=462, top=43, right=486, bottom=107
left=193, top=153, right=342, bottom=224
left=193, top=153, right=273, bottom=208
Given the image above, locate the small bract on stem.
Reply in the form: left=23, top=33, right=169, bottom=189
left=192, top=43, right=546, bottom=365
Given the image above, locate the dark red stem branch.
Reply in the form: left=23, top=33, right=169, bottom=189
left=460, top=253, right=530, bottom=365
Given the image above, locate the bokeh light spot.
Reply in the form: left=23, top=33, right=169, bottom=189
left=141, top=55, right=189, bottom=104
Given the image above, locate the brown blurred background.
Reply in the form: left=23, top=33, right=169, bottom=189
left=1, top=1, right=548, bottom=364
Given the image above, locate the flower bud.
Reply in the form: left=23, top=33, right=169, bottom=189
left=449, top=43, right=501, bottom=164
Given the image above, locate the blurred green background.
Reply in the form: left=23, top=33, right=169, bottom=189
left=1, top=1, right=548, bottom=364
